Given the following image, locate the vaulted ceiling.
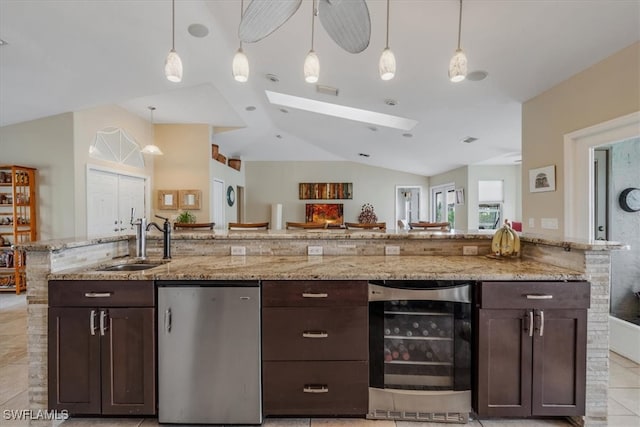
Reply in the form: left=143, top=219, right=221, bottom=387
left=1, top=0, right=638, bottom=176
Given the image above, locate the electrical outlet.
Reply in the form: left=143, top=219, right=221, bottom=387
left=528, top=218, right=535, bottom=228
left=385, top=245, right=400, bottom=255
left=230, top=246, right=246, bottom=256
left=541, top=218, right=559, bottom=230
left=463, top=246, right=478, bottom=255
left=307, top=246, right=323, bottom=256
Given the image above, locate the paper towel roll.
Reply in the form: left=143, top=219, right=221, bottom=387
left=271, top=204, right=283, bottom=230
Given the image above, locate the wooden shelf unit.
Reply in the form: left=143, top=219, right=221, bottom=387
left=0, top=165, right=37, bottom=294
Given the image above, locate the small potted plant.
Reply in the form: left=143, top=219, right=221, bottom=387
left=175, top=210, right=196, bottom=224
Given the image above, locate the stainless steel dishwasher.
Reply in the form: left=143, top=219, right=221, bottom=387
left=157, top=281, right=262, bottom=424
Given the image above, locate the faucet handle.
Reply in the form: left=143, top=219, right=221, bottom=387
left=155, top=214, right=169, bottom=222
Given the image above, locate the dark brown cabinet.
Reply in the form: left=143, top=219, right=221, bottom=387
left=474, top=281, right=589, bottom=418
left=262, top=280, right=369, bottom=416
left=48, top=280, right=156, bottom=415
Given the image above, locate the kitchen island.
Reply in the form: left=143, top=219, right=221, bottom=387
left=19, top=230, right=625, bottom=426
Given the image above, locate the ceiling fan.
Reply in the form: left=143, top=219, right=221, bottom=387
left=238, top=0, right=371, bottom=54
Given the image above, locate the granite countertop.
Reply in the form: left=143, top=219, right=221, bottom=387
left=47, top=255, right=586, bottom=282
left=19, top=229, right=627, bottom=252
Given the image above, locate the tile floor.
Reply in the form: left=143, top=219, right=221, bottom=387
left=1, top=294, right=639, bottom=427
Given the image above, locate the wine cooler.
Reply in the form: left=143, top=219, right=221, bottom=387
left=368, top=280, right=473, bottom=424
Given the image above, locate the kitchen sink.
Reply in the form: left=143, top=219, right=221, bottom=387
left=98, top=263, right=163, bottom=272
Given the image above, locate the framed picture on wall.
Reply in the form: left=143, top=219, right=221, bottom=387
left=157, top=190, right=178, bottom=210
left=178, top=190, right=202, bottom=209
left=529, top=165, right=556, bottom=193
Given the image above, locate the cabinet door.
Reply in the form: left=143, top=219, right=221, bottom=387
left=476, top=309, right=532, bottom=417
left=48, top=307, right=101, bottom=414
left=531, top=309, right=586, bottom=416
left=101, top=308, right=156, bottom=415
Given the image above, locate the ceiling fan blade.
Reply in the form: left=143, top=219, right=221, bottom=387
left=239, top=0, right=303, bottom=43
left=318, top=0, right=371, bottom=54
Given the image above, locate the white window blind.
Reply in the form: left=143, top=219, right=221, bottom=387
left=478, top=180, right=503, bottom=202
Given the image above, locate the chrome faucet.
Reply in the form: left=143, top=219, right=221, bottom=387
left=147, top=215, right=172, bottom=260
left=130, top=208, right=148, bottom=259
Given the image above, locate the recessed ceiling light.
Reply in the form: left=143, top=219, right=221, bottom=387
left=466, top=70, right=488, bottom=81
left=402, top=133, right=413, bottom=138
left=279, top=108, right=289, bottom=113
left=461, top=136, right=478, bottom=144
left=358, top=153, right=370, bottom=158
left=266, top=90, right=418, bottom=131
left=266, top=74, right=280, bottom=83
left=368, top=126, right=378, bottom=132
left=384, top=98, right=398, bottom=106
left=245, top=106, right=256, bottom=111
left=0, top=39, right=7, bottom=46
left=187, top=23, right=209, bottom=38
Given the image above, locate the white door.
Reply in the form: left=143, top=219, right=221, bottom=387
left=212, top=179, right=225, bottom=230
left=87, top=170, right=119, bottom=236
left=87, top=169, right=147, bottom=237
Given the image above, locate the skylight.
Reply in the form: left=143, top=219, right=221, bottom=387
left=265, top=90, right=418, bottom=131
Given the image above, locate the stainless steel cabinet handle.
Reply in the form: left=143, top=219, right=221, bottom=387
left=89, top=310, right=97, bottom=336
left=303, top=385, right=329, bottom=393
left=524, top=311, right=533, bottom=337
left=526, top=294, right=553, bottom=300
left=302, top=292, right=328, bottom=298
left=84, top=292, right=112, bottom=298
left=165, top=308, right=172, bottom=333
left=539, top=310, right=545, bottom=337
left=302, top=331, right=328, bottom=338
left=99, top=310, right=108, bottom=336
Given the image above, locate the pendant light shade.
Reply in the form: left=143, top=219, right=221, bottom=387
left=165, top=49, right=183, bottom=83
left=448, top=48, right=467, bottom=82
left=232, top=0, right=249, bottom=83
left=165, top=0, right=182, bottom=83
left=304, top=50, right=320, bottom=83
left=233, top=48, right=250, bottom=82
left=379, top=0, right=395, bottom=81
left=448, top=0, right=467, bottom=82
left=141, top=106, right=163, bottom=155
left=379, top=48, right=396, bottom=81
left=304, top=0, right=319, bottom=83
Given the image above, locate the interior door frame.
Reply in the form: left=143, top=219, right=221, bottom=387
left=563, top=111, right=640, bottom=239
left=394, top=185, right=423, bottom=229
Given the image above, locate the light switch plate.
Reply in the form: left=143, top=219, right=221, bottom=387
left=230, top=246, right=246, bottom=256
left=463, top=246, right=478, bottom=255
left=528, top=218, right=535, bottom=228
left=307, top=246, right=323, bottom=256
left=541, top=218, right=559, bottom=230
left=385, top=245, right=400, bottom=255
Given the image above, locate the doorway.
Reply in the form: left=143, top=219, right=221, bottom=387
left=211, top=179, right=225, bottom=230
left=395, top=186, right=421, bottom=228
left=237, top=186, right=245, bottom=223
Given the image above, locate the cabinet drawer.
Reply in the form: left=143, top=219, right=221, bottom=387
left=262, top=280, right=367, bottom=307
left=263, top=307, right=368, bottom=361
left=49, top=280, right=154, bottom=307
left=263, top=361, right=368, bottom=416
left=478, top=281, right=590, bottom=310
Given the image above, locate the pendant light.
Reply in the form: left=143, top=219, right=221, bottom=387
left=164, top=0, right=183, bottom=83
left=232, top=0, right=249, bottom=82
left=448, top=0, right=467, bottom=82
left=379, top=0, right=396, bottom=81
left=141, top=106, right=164, bottom=155
left=303, top=0, right=319, bottom=83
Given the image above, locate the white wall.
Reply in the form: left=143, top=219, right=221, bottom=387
left=244, top=161, right=428, bottom=229
left=0, top=113, right=75, bottom=240
left=210, top=153, right=245, bottom=225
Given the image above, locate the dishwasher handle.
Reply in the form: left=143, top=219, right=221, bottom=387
left=164, top=308, right=172, bottom=333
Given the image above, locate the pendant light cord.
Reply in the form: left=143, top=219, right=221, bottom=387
left=457, top=0, right=463, bottom=50
left=239, top=0, right=244, bottom=49
left=310, top=0, right=316, bottom=51
left=385, top=0, right=390, bottom=49
left=171, top=0, right=176, bottom=50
